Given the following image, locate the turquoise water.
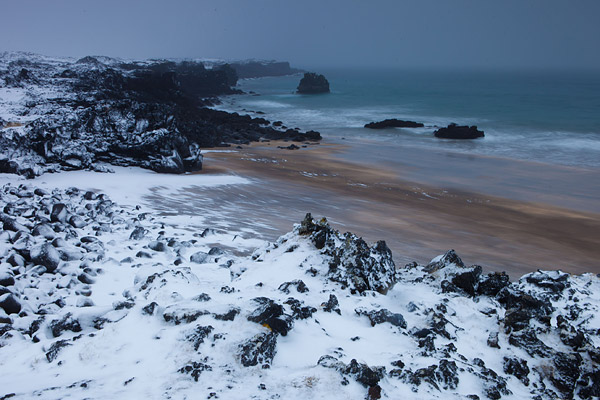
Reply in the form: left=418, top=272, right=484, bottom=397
left=222, top=69, right=600, bottom=168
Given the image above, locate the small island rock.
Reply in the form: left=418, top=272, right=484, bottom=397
left=297, top=72, right=330, bottom=94
left=434, top=123, right=484, bottom=139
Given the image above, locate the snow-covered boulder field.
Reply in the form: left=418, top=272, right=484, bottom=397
left=0, top=180, right=599, bottom=399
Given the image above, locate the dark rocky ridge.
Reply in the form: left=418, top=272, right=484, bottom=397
left=229, top=61, right=302, bottom=79
left=0, top=53, right=321, bottom=178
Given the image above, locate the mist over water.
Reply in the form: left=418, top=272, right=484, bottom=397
left=222, top=69, right=600, bottom=168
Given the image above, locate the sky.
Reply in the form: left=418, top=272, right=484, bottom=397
left=1, top=0, right=600, bottom=70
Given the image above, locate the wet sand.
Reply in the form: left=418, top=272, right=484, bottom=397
left=194, top=141, right=599, bottom=277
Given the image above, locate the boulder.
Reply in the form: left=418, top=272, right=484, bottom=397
left=30, top=243, right=61, bottom=272
left=296, top=72, right=330, bottom=94
left=0, top=293, right=21, bottom=314
left=239, top=332, right=278, bottom=367
left=434, top=123, right=484, bottom=139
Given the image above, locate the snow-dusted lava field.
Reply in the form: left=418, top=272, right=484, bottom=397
left=0, top=168, right=599, bottom=400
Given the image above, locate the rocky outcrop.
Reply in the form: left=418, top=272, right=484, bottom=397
left=296, top=72, right=330, bottom=94
left=434, top=123, right=484, bottom=139
left=364, top=119, right=424, bottom=129
left=0, top=53, right=322, bottom=178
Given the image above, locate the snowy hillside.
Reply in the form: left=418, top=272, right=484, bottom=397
left=1, top=169, right=599, bottom=399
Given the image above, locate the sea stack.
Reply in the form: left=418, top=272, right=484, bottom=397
left=296, top=72, right=330, bottom=94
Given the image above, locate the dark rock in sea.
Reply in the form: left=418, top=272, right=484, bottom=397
left=364, top=119, right=424, bottom=129
left=0, top=293, right=22, bottom=315
left=239, top=332, right=278, bottom=367
left=322, top=294, right=341, bottom=315
left=434, top=123, right=484, bottom=139
left=297, top=72, right=330, bottom=94
left=277, top=144, right=300, bottom=150
left=30, top=243, right=61, bottom=272
left=355, top=308, right=407, bottom=329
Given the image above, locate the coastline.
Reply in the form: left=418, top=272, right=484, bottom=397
left=196, top=141, right=600, bottom=276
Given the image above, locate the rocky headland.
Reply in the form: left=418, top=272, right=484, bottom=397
left=0, top=52, right=321, bottom=178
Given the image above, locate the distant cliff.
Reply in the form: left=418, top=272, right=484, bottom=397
left=230, top=61, right=302, bottom=79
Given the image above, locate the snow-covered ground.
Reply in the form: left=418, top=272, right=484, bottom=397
left=1, top=168, right=599, bottom=399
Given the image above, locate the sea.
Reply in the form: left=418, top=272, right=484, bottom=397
left=220, top=68, right=600, bottom=169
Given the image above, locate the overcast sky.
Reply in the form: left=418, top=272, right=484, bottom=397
left=2, top=0, right=599, bottom=70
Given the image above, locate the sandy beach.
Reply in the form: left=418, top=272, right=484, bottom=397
left=191, top=140, right=600, bottom=277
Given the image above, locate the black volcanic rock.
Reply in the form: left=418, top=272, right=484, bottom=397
left=434, top=123, right=484, bottom=139
left=364, top=119, right=424, bottom=129
left=0, top=54, right=322, bottom=178
left=297, top=72, right=330, bottom=94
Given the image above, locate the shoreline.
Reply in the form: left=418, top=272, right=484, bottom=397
left=198, top=141, right=600, bottom=276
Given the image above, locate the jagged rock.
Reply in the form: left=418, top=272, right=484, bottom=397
left=0, top=294, right=21, bottom=315
left=434, top=123, right=484, bottom=139
left=477, top=272, right=510, bottom=296
left=30, top=243, right=61, bottom=272
left=213, top=308, right=240, bottom=321
left=364, top=119, right=424, bottom=129
left=163, top=308, right=209, bottom=325
left=278, top=279, right=308, bottom=294
left=487, top=332, right=500, bottom=349
left=508, top=329, right=552, bottom=357
left=355, top=308, right=407, bottom=329
left=322, top=294, right=341, bottom=315
left=239, top=332, right=277, bottom=367
left=284, top=298, right=316, bottom=320
left=524, top=270, right=569, bottom=294
left=503, top=357, right=530, bottom=386
left=50, top=313, right=82, bottom=337
left=186, top=325, right=214, bottom=350
left=342, top=359, right=386, bottom=387
left=45, top=339, right=71, bottom=362
left=424, top=249, right=465, bottom=272
left=247, top=297, right=293, bottom=336
left=178, top=361, right=212, bottom=381
left=296, top=72, right=330, bottom=94
left=298, top=213, right=396, bottom=293
left=551, top=352, right=582, bottom=396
